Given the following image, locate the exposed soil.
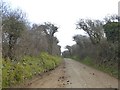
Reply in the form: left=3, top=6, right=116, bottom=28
left=18, top=58, right=118, bottom=88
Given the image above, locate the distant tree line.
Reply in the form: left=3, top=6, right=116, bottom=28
left=62, top=15, right=119, bottom=73
left=1, top=2, right=61, bottom=61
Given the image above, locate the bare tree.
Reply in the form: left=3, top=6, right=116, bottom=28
left=76, top=19, right=104, bottom=44
left=65, top=45, right=72, bottom=56
left=40, top=22, right=58, bottom=55
left=2, top=7, right=27, bottom=60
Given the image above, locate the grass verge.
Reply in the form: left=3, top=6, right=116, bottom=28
left=2, top=52, right=62, bottom=88
left=72, top=56, right=118, bottom=79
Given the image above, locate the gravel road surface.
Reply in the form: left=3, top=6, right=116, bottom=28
left=24, top=58, right=118, bottom=88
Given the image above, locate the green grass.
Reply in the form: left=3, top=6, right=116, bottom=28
left=72, top=56, right=119, bottom=79
left=2, top=52, right=62, bottom=87
left=71, top=56, right=80, bottom=61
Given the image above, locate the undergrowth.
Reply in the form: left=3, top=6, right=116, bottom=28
left=2, top=52, right=62, bottom=87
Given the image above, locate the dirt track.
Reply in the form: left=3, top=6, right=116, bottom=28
left=24, top=58, right=118, bottom=88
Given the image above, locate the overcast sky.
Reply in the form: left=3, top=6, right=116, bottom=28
left=5, top=0, right=119, bottom=52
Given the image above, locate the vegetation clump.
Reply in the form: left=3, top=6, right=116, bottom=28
left=2, top=53, right=62, bottom=87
